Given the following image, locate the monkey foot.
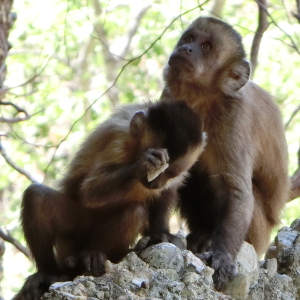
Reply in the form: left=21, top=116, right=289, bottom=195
left=134, top=232, right=186, bottom=252
left=63, top=251, right=107, bottom=277
left=198, top=250, right=238, bottom=291
left=13, top=272, right=59, bottom=300
left=147, top=232, right=186, bottom=250
left=186, top=232, right=210, bottom=254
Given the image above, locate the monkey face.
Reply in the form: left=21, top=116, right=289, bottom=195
left=168, top=29, right=213, bottom=77
left=164, top=17, right=250, bottom=96
left=164, top=140, right=206, bottom=187
left=132, top=101, right=206, bottom=190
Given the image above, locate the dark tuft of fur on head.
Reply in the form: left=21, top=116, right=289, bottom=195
left=147, top=101, right=202, bottom=160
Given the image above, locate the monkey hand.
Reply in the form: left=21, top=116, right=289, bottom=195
left=63, top=251, right=108, bottom=276
left=137, top=148, right=169, bottom=182
left=198, top=250, right=238, bottom=291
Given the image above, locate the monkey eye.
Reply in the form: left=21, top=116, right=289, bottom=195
left=185, top=35, right=194, bottom=43
left=201, top=42, right=211, bottom=51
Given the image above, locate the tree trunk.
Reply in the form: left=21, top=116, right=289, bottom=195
left=0, top=0, right=15, bottom=92
left=0, top=0, right=16, bottom=297
left=0, top=239, right=4, bottom=300
left=210, top=0, right=226, bottom=17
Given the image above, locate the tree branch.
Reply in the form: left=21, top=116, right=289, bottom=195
left=250, top=0, right=269, bottom=76
left=290, top=142, right=300, bottom=200
left=0, top=116, right=30, bottom=123
left=285, top=104, right=300, bottom=130
left=254, top=0, right=300, bottom=54
left=0, top=227, right=31, bottom=259
left=0, top=141, right=39, bottom=183
left=118, top=5, right=151, bottom=58
left=0, top=101, right=31, bottom=123
left=0, top=47, right=60, bottom=96
left=291, top=169, right=300, bottom=200
left=91, top=0, right=120, bottom=107
left=292, top=0, right=300, bottom=23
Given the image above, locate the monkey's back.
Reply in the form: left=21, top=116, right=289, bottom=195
left=60, top=103, right=151, bottom=198
left=241, top=82, right=290, bottom=254
left=243, top=81, right=289, bottom=203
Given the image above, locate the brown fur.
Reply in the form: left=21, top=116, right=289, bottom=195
left=161, top=16, right=290, bottom=290
left=15, top=100, right=206, bottom=300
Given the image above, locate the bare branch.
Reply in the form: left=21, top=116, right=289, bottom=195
left=290, top=144, right=300, bottom=200
left=254, top=0, right=300, bottom=54
left=0, top=47, right=60, bottom=95
left=7, top=127, right=57, bottom=149
left=250, top=0, right=270, bottom=75
left=0, top=227, right=31, bottom=259
left=88, top=2, right=151, bottom=106
left=289, top=141, right=300, bottom=201
left=0, top=100, right=31, bottom=123
left=292, top=0, right=300, bottom=23
left=285, top=104, right=300, bottom=130
left=7, top=88, right=38, bottom=98
left=291, top=173, right=300, bottom=200
left=92, top=0, right=116, bottom=66
left=118, top=5, right=151, bottom=58
left=90, top=0, right=120, bottom=106
left=0, top=115, right=30, bottom=123
left=0, top=141, right=39, bottom=183
left=0, top=101, right=27, bottom=113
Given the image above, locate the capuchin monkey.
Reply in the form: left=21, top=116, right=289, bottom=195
left=14, top=100, right=206, bottom=300
left=161, top=16, right=290, bottom=290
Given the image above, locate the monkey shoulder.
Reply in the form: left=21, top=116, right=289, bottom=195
left=75, top=105, right=151, bottom=161
left=242, top=81, right=278, bottom=110
left=63, top=103, right=158, bottom=184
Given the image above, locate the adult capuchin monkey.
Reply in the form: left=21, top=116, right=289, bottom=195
left=14, top=100, right=206, bottom=300
left=161, top=16, right=290, bottom=291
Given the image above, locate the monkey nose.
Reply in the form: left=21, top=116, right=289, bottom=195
left=178, top=45, right=193, bottom=54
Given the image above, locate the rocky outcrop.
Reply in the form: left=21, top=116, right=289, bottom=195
left=43, top=219, right=300, bottom=300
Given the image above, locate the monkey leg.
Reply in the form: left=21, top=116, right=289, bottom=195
left=246, top=189, right=274, bottom=257
left=21, top=183, right=62, bottom=274
left=22, top=183, right=80, bottom=274
left=142, top=189, right=185, bottom=250
left=61, top=203, right=147, bottom=277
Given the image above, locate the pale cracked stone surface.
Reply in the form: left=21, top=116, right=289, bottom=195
left=43, top=219, right=300, bottom=300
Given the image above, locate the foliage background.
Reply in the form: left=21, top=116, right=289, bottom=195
left=0, top=0, right=300, bottom=297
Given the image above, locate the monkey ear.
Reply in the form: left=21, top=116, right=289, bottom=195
left=221, top=60, right=251, bottom=96
left=130, top=111, right=146, bottom=138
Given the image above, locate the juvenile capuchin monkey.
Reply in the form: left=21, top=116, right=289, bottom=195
left=14, top=100, right=206, bottom=300
left=161, top=16, right=290, bottom=290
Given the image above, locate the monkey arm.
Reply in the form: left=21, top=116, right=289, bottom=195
left=147, top=188, right=177, bottom=236
left=206, top=152, right=254, bottom=291
left=211, top=167, right=254, bottom=257
left=148, top=189, right=186, bottom=249
left=80, top=148, right=169, bottom=208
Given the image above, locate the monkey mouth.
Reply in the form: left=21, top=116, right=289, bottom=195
left=168, top=55, right=195, bottom=71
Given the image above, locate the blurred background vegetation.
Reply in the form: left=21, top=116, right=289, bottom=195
left=0, top=0, right=299, bottom=297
